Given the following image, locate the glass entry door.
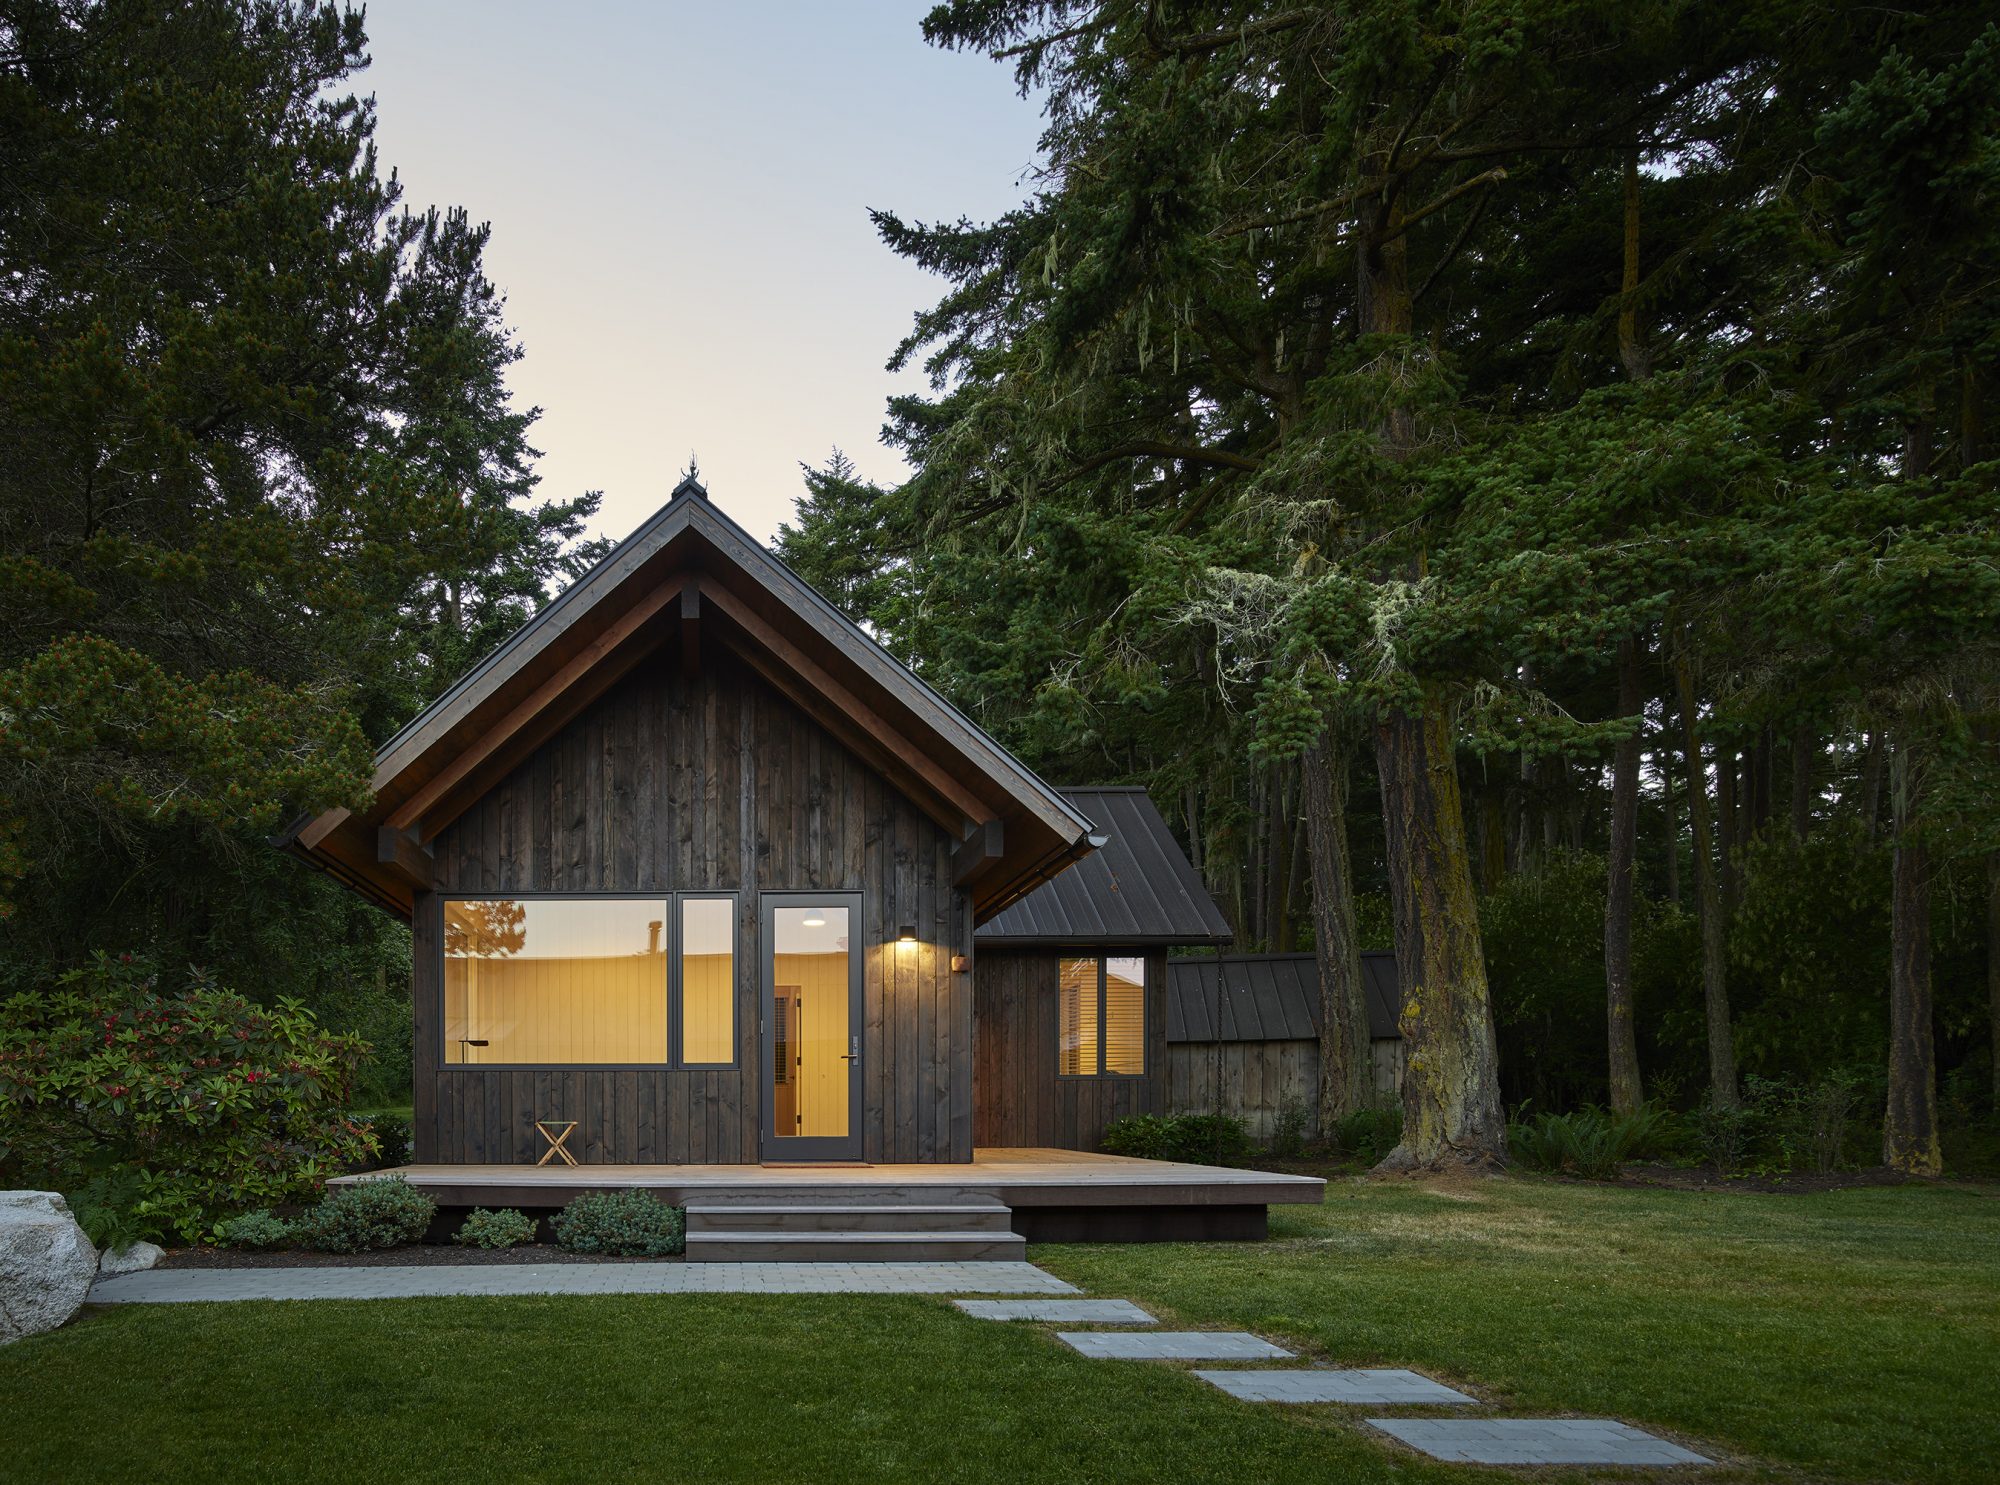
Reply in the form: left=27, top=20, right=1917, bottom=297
left=761, top=893, right=863, bottom=1161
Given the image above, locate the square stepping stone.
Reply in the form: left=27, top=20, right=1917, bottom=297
left=1057, top=1330, right=1292, bottom=1360
left=1368, top=1419, right=1711, bottom=1466
left=1197, top=1368, right=1476, bottom=1405
left=955, top=1299, right=1156, bottom=1324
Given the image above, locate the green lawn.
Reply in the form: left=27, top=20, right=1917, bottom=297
left=2, top=1178, right=1993, bottom=1484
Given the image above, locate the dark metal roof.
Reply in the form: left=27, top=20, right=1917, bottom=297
left=1164, top=952, right=1401, bottom=1042
left=974, top=787, right=1234, bottom=947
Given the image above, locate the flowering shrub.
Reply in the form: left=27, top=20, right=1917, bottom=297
left=0, top=954, right=376, bottom=1239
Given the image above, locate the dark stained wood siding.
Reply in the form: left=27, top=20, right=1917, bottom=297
left=972, top=949, right=1168, bottom=1150
left=414, top=648, right=972, bottom=1165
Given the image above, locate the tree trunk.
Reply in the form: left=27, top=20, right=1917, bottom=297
left=1883, top=735, right=1941, bottom=1175
left=1604, top=638, right=1645, bottom=1114
left=1715, top=744, right=1739, bottom=912
left=1479, top=788, right=1507, bottom=892
left=1859, top=731, right=1885, bottom=836
left=1374, top=692, right=1507, bottom=1171
left=1304, top=731, right=1373, bottom=1126
left=1673, top=647, right=1738, bottom=1108
left=1790, top=730, right=1815, bottom=841
left=1989, top=851, right=2000, bottom=1114
left=1659, top=719, right=1681, bottom=906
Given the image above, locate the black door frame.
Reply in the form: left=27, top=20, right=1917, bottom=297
left=759, top=891, right=865, bottom=1161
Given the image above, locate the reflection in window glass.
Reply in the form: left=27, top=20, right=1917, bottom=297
left=680, top=897, right=735, bottom=1065
left=1058, top=956, right=1099, bottom=1076
left=443, top=899, right=667, bottom=1064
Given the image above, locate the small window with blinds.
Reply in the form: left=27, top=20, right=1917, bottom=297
left=1057, top=954, right=1145, bottom=1078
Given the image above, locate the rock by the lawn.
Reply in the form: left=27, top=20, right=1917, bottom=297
left=0, top=1190, right=99, bottom=1344
left=97, top=1241, right=165, bottom=1277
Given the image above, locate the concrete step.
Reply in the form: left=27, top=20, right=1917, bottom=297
left=684, top=1202, right=1014, bottom=1235
left=684, top=1230, right=1028, bottom=1263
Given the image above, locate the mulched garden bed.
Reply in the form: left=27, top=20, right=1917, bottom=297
left=158, top=1244, right=674, bottom=1269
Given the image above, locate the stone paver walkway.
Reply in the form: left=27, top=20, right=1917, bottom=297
left=1369, top=1418, right=1712, bottom=1466
left=956, top=1298, right=1155, bottom=1323
left=1057, top=1330, right=1292, bottom=1360
left=89, top=1260, right=1075, bottom=1303
left=1197, top=1368, right=1476, bottom=1405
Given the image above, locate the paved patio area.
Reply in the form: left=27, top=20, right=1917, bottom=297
left=88, top=1260, right=1076, bottom=1303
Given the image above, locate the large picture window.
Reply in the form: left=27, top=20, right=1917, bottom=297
left=1058, top=954, right=1146, bottom=1077
left=442, top=895, right=737, bottom=1068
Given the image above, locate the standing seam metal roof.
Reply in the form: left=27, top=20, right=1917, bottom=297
left=973, top=787, right=1233, bottom=946
left=1164, top=952, right=1401, bottom=1042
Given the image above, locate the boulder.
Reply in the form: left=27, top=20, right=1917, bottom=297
left=97, top=1240, right=164, bottom=1277
left=0, top=1191, right=99, bottom=1344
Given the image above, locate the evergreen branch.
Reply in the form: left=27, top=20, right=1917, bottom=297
left=1383, top=168, right=1509, bottom=242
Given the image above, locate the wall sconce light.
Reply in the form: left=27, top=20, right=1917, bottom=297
left=896, top=924, right=918, bottom=944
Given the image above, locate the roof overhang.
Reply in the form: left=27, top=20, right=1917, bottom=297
left=282, top=479, right=1096, bottom=922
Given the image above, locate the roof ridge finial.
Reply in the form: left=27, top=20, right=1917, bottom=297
left=672, top=454, right=707, bottom=502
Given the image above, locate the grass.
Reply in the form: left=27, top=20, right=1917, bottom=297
left=1044, top=1176, right=2000, bottom=1485
left=1, top=1178, right=1993, bottom=1483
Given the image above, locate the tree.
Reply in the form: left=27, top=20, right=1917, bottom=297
left=0, top=2, right=601, bottom=1013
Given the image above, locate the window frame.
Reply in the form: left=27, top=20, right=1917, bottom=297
left=671, top=890, right=740, bottom=1070
left=1054, top=951, right=1148, bottom=1080
left=438, top=890, right=739, bottom=1072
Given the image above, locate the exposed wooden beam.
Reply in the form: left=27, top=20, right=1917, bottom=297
left=951, top=819, right=1006, bottom=888
left=375, top=825, right=435, bottom=891
left=296, top=805, right=349, bottom=851
left=696, top=577, right=996, bottom=829
left=386, top=576, right=685, bottom=836
left=680, top=585, right=701, bottom=676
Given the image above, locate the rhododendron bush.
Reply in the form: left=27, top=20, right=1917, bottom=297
left=0, top=955, right=376, bottom=1238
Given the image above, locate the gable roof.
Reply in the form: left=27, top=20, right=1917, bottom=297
left=974, top=787, right=1233, bottom=947
left=1164, top=951, right=1401, bottom=1042
left=284, top=478, right=1097, bottom=921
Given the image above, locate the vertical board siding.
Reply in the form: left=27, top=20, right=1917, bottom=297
left=423, top=648, right=971, bottom=1165
left=972, top=950, right=1168, bottom=1151
left=1165, top=1037, right=1406, bottom=1139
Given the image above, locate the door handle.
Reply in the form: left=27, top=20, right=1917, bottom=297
left=840, top=1035, right=859, bottom=1062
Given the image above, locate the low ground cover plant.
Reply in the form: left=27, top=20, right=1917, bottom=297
left=1509, top=1104, right=1673, bottom=1180
left=1101, top=1112, right=1252, bottom=1166
left=552, top=1190, right=685, bottom=1256
left=454, top=1207, right=537, bottom=1249
left=0, top=954, right=377, bottom=1240
left=215, top=1210, right=294, bottom=1250
left=295, top=1177, right=435, bottom=1253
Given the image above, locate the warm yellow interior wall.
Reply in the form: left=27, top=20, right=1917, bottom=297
left=681, top=951, right=733, bottom=1064
left=1104, top=958, right=1145, bottom=1074
left=1058, top=956, right=1098, bottom=1076
left=773, top=950, right=849, bottom=1137
left=443, top=952, right=667, bottom=1064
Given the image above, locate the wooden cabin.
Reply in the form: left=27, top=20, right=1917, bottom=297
left=289, top=479, right=1320, bottom=1249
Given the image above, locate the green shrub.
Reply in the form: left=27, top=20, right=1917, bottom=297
left=1101, top=1112, right=1253, bottom=1166
left=215, top=1210, right=294, bottom=1250
left=1329, top=1105, right=1404, bottom=1166
left=0, top=954, right=376, bottom=1239
left=1270, top=1095, right=1309, bottom=1159
left=551, top=1191, right=684, bottom=1256
left=1509, top=1104, right=1672, bottom=1180
left=296, top=1177, right=435, bottom=1253
left=454, top=1207, right=537, bottom=1249
left=65, top=1169, right=167, bottom=1252
left=357, top=1113, right=411, bottom=1168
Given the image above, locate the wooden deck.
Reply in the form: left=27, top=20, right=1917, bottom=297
left=334, top=1147, right=1324, bottom=1228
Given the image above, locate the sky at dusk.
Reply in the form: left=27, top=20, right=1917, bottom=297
left=360, top=2, right=1045, bottom=546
